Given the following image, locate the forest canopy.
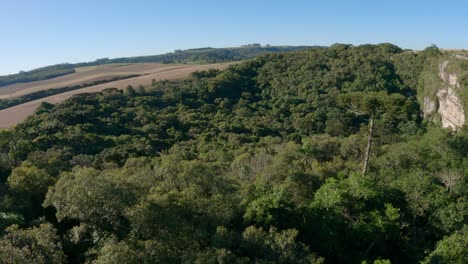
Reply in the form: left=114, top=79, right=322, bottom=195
left=0, top=44, right=466, bottom=263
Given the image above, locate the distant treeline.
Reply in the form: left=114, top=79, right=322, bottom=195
left=0, top=58, right=113, bottom=88
left=110, top=46, right=314, bottom=64
left=0, top=46, right=313, bottom=88
left=0, top=75, right=139, bottom=110
left=0, top=67, right=76, bottom=88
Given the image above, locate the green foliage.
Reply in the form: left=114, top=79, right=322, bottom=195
left=7, top=161, right=54, bottom=195
left=4, top=161, right=56, bottom=219
left=92, top=239, right=140, bottom=264
left=0, top=212, right=24, bottom=232
left=0, top=44, right=463, bottom=263
left=240, top=226, right=324, bottom=263
left=423, top=226, right=468, bottom=264
left=302, top=134, right=341, bottom=162
left=308, top=175, right=406, bottom=262
left=0, top=223, right=65, bottom=264
left=44, top=167, right=138, bottom=229
left=244, top=189, right=294, bottom=228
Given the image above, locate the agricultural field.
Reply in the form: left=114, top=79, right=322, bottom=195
left=0, top=62, right=231, bottom=128
left=0, top=63, right=193, bottom=99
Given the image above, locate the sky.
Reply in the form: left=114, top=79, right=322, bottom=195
left=1, top=0, right=467, bottom=75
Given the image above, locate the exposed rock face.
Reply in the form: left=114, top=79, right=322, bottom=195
left=424, top=61, right=465, bottom=130
left=439, top=61, right=460, bottom=88
left=436, top=87, right=465, bottom=129
left=423, top=96, right=437, bottom=118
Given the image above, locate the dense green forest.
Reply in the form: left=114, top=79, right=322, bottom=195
left=0, top=46, right=310, bottom=88
left=0, top=44, right=466, bottom=263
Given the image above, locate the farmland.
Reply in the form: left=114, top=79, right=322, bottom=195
left=0, top=62, right=231, bottom=128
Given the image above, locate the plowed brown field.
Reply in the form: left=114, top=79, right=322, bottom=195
left=0, top=63, right=231, bottom=128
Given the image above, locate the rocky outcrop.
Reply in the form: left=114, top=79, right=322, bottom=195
left=423, top=61, right=465, bottom=130
left=423, top=96, right=437, bottom=118
left=436, top=87, right=465, bottom=129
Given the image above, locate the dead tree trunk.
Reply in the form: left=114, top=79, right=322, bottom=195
left=362, top=113, right=374, bottom=176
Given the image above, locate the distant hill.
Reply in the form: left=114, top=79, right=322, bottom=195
left=108, top=46, right=314, bottom=64
left=0, top=45, right=314, bottom=88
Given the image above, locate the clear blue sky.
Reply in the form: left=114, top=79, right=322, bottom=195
left=1, top=0, right=467, bottom=75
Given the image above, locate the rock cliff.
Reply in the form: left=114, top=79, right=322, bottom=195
left=423, top=61, right=465, bottom=130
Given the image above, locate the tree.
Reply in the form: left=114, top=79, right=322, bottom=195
left=0, top=212, right=24, bottom=232
left=5, top=161, right=55, bottom=218
left=0, top=223, right=65, bottom=264
left=0, top=129, right=20, bottom=167
left=43, top=167, right=137, bottom=233
left=124, top=85, right=136, bottom=97
left=338, top=92, right=409, bottom=176
left=308, top=174, right=404, bottom=262
left=137, top=84, right=146, bottom=94
left=423, top=227, right=468, bottom=264
left=241, top=226, right=324, bottom=263
left=93, top=239, right=140, bottom=264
